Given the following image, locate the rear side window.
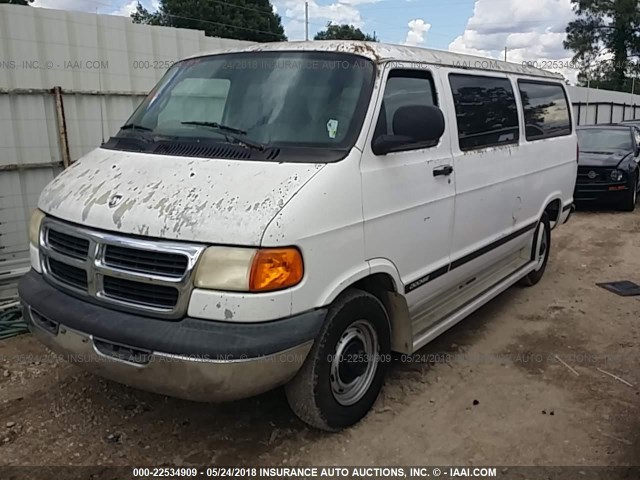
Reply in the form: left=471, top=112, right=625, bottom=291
left=449, top=73, right=519, bottom=151
left=518, top=81, right=571, bottom=140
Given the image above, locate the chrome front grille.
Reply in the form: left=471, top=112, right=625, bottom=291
left=39, top=218, right=205, bottom=319
left=48, top=257, right=89, bottom=290
left=48, top=229, right=90, bottom=259
left=102, top=276, right=179, bottom=308
left=103, top=244, right=188, bottom=277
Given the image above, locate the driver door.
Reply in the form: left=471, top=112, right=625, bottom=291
left=361, top=63, right=456, bottom=328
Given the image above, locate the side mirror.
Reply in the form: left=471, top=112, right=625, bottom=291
left=372, top=105, right=445, bottom=155
left=372, top=134, right=414, bottom=155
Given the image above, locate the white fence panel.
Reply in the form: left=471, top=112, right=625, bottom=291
left=0, top=5, right=254, bottom=296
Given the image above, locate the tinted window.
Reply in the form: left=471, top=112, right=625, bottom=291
left=518, top=81, right=571, bottom=140
left=449, top=74, right=519, bottom=150
left=373, top=70, right=437, bottom=140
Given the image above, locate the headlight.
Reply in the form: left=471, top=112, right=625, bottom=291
left=194, top=246, right=303, bottom=292
left=610, top=169, right=624, bottom=182
left=28, top=209, right=45, bottom=247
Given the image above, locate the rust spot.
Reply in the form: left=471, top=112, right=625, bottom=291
left=349, top=42, right=381, bottom=61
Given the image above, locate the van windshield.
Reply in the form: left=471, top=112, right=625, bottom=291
left=115, top=52, right=375, bottom=160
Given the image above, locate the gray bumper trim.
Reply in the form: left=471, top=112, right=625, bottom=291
left=19, top=270, right=326, bottom=359
left=25, top=307, right=312, bottom=402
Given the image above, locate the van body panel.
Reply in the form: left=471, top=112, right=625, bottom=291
left=441, top=71, right=532, bottom=285
left=20, top=42, right=578, bottom=416
left=38, top=148, right=325, bottom=246
left=260, top=150, right=368, bottom=315
left=360, top=62, right=457, bottom=322
left=442, top=70, right=574, bottom=281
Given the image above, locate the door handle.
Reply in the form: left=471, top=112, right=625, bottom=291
left=433, top=165, right=454, bottom=177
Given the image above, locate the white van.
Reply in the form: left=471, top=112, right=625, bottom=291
left=19, top=41, right=577, bottom=431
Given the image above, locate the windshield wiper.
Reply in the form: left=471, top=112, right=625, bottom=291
left=120, top=123, right=153, bottom=132
left=181, top=121, right=265, bottom=151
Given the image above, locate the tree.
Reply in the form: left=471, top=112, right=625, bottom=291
left=131, top=0, right=286, bottom=43
left=0, top=0, right=34, bottom=5
left=131, top=2, right=164, bottom=26
left=314, top=23, right=378, bottom=41
left=564, top=0, right=640, bottom=92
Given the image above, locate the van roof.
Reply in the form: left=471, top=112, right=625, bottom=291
left=186, top=40, right=563, bottom=81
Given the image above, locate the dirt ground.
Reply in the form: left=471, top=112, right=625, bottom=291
left=2, top=208, right=640, bottom=468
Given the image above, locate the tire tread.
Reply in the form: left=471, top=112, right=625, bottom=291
left=285, top=289, right=389, bottom=431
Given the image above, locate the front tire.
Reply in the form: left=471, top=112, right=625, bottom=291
left=619, top=174, right=638, bottom=212
left=520, top=212, right=551, bottom=287
left=285, top=289, right=391, bottom=431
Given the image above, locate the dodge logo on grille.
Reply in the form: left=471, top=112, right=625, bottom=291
left=108, top=194, right=123, bottom=208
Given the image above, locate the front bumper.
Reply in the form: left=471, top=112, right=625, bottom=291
left=574, top=182, right=629, bottom=203
left=19, top=271, right=326, bottom=402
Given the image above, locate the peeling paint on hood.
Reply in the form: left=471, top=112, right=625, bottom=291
left=39, top=148, right=325, bottom=245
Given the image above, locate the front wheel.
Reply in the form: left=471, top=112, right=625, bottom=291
left=285, top=289, right=391, bottom=431
left=619, top=174, right=638, bottom=212
left=519, top=212, right=551, bottom=287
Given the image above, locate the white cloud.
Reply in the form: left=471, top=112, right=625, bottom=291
left=284, top=18, right=307, bottom=40
left=404, top=18, right=430, bottom=46
left=34, top=0, right=160, bottom=16
left=279, top=0, right=380, bottom=38
left=33, top=0, right=152, bottom=15
left=338, top=0, right=382, bottom=5
left=111, top=0, right=138, bottom=16
left=283, top=0, right=362, bottom=28
left=449, top=0, right=578, bottom=82
left=33, top=0, right=105, bottom=12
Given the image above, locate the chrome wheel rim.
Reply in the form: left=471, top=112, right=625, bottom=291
left=535, top=222, right=547, bottom=271
left=330, top=320, right=379, bottom=406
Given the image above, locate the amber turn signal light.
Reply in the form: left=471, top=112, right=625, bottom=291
left=249, top=248, right=303, bottom=292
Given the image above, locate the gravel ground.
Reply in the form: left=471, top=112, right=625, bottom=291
left=1, top=209, right=640, bottom=468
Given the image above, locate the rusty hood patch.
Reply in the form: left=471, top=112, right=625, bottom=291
left=39, top=148, right=324, bottom=245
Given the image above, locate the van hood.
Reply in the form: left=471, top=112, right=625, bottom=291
left=39, top=148, right=324, bottom=245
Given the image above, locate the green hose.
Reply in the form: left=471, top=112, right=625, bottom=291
left=0, top=304, right=28, bottom=340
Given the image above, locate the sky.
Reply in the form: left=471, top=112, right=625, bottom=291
left=31, top=0, right=578, bottom=80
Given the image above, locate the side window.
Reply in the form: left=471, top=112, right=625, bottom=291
left=632, top=128, right=640, bottom=150
left=518, top=81, right=571, bottom=141
left=449, top=73, right=519, bottom=151
left=373, top=69, right=438, bottom=149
